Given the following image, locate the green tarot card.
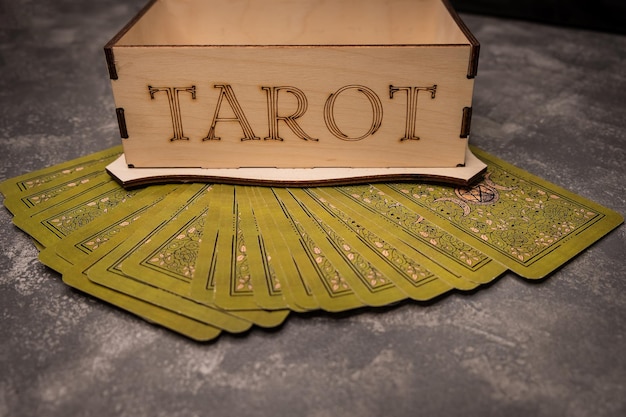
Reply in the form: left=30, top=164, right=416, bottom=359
left=32, top=186, right=221, bottom=341
left=32, top=239, right=45, bottom=252
left=87, top=183, right=288, bottom=331
left=0, top=146, right=121, bottom=199
left=299, top=187, right=459, bottom=299
left=287, top=188, right=455, bottom=301
left=4, top=163, right=118, bottom=224
left=65, top=259, right=222, bottom=342
left=118, top=183, right=290, bottom=326
left=318, top=184, right=506, bottom=287
left=190, top=184, right=253, bottom=309
left=112, top=184, right=213, bottom=298
left=2, top=164, right=115, bottom=216
left=203, top=185, right=289, bottom=311
left=38, top=184, right=179, bottom=271
left=82, top=184, right=254, bottom=333
left=245, top=186, right=319, bottom=312
left=272, top=187, right=408, bottom=307
left=39, top=245, right=73, bottom=274
left=235, top=185, right=297, bottom=311
left=378, top=147, right=624, bottom=279
left=192, top=184, right=284, bottom=312
left=12, top=180, right=143, bottom=248
left=40, top=231, right=222, bottom=341
left=253, top=187, right=366, bottom=313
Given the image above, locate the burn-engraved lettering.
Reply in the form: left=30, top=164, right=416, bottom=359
left=203, top=84, right=259, bottom=141
left=144, top=83, right=445, bottom=145
left=262, top=86, right=317, bottom=141
left=323, top=85, right=383, bottom=141
left=148, top=85, right=196, bottom=141
left=389, top=85, right=437, bottom=141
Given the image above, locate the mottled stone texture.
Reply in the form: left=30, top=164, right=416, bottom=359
left=1, top=1, right=625, bottom=417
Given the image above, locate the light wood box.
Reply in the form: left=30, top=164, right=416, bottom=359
left=105, top=0, right=479, bottom=169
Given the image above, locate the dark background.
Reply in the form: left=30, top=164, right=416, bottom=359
left=1, top=1, right=625, bottom=416
left=450, top=0, right=626, bottom=34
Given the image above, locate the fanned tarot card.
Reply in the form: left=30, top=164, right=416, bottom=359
left=2, top=145, right=622, bottom=340
left=376, top=147, right=624, bottom=278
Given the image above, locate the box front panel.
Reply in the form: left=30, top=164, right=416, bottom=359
left=111, top=46, right=474, bottom=168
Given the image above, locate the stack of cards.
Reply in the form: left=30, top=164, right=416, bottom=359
left=1, top=146, right=622, bottom=341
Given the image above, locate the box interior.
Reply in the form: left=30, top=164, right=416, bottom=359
left=116, top=0, right=470, bottom=46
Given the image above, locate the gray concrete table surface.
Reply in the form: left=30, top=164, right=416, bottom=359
left=1, top=1, right=625, bottom=416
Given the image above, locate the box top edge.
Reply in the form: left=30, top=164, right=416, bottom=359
left=109, top=43, right=474, bottom=48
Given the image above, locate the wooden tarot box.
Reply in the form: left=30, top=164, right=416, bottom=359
left=105, top=0, right=479, bottom=169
